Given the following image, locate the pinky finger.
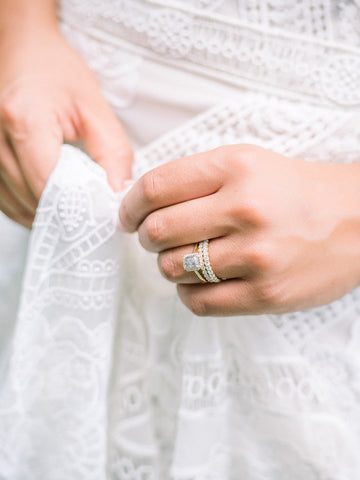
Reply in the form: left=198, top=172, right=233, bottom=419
left=0, top=179, right=35, bottom=229
left=177, top=279, right=269, bottom=317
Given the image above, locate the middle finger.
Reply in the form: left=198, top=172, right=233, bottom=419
left=138, top=194, right=233, bottom=252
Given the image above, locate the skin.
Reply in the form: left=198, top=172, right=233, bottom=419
left=2, top=4, right=359, bottom=318
left=0, top=0, right=132, bottom=228
left=119, top=144, right=360, bottom=317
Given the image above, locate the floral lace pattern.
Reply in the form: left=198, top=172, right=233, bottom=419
left=59, top=0, right=360, bottom=107
left=1, top=0, right=360, bottom=478
left=1, top=101, right=360, bottom=477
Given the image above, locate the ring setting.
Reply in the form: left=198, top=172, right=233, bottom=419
left=183, top=239, right=222, bottom=283
left=183, top=252, right=203, bottom=272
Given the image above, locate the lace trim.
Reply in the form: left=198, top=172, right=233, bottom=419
left=134, top=92, right=354, bottom=177
left=2, top=139, right=360, bottom=477
left=59, top=0, right=360, bottom=107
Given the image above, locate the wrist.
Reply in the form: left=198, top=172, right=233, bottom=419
left=326, top=162, right=360, bottom=288
left=0, top=27, right=68, bottom=91
left=0, top=1, right=59, bottom=46
left=0, top=0, right=57, bottom=29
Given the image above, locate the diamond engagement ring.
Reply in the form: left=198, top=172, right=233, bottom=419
left=183, top=244, right=207, bottom=282
left=183, top=240, right=222, bottom=283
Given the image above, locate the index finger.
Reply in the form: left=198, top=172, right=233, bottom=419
left=3, top=110, right=62, bottom=199
left=119, top=149, right=223, bottom=232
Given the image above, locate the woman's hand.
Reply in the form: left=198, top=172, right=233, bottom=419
left=119, top=145, right=360, bottom=316
left=0, top=24, right=132, bottom=228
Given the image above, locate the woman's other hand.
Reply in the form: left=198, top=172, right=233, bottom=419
left=0, top=2, right=132, bottom=228
left=119, top=145, right=360, bottom=316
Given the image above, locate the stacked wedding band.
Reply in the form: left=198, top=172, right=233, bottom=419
left=183, top=239, right=222, bottom=283
left=198, top=239, right=221, bottom=283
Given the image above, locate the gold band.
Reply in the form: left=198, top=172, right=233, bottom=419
left=194, top=269, right=208, bottom=283
left=193, top=243, right=208, bottom=283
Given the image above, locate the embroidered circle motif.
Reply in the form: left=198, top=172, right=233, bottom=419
left=322, top=54, right=360, bottom=106
left=147, top=9, right=193, bottom=57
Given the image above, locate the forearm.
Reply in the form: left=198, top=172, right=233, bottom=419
left=0, top=0, right=58, bottom=39
left=0, top=0, right=61, bottom=89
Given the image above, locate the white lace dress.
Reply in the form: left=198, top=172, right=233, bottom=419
left=1, top=1, right=360, bottom=479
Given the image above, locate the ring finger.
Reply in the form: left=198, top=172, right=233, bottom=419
left=158, top=235, right=254, bottom=284
left=138, top=193, right=236, bottom=253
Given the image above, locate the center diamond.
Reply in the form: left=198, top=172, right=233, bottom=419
left=183, top=253, right=202, bottom=272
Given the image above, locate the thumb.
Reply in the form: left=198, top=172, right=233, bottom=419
left=77, top=95, right=133, bottom=192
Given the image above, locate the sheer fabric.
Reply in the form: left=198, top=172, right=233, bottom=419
left=1, top=1, right=360, bottom=478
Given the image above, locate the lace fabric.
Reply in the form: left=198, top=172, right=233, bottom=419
left=59, top=0, right=360, bottom=108
left=1, top=1, right=360, bottom=479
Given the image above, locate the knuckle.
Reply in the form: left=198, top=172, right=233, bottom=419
left=143, top=213, right=167, bottom=247
left=212, top=144, right=262, bottom=183
left=158, top=253, right=180, bottom=281
left=225, top=144, right=258, bottom=170
left=230, top=199, right=265, bottom=226
left=246, top=242, right=275, bottom=272
left=1, top=90, right=26, bottom=128
left=212, top=146, right=241, bottom=174
left=208, top=146, right=244, bottom=183
left=234, top=143, right=262, bottom=160
left=140, top=170, right=161, bottom=204
left=255, top=279, right=286, bottom=309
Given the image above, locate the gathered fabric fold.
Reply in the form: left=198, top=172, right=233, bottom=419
left=1, top=98, right=360, bottom=478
